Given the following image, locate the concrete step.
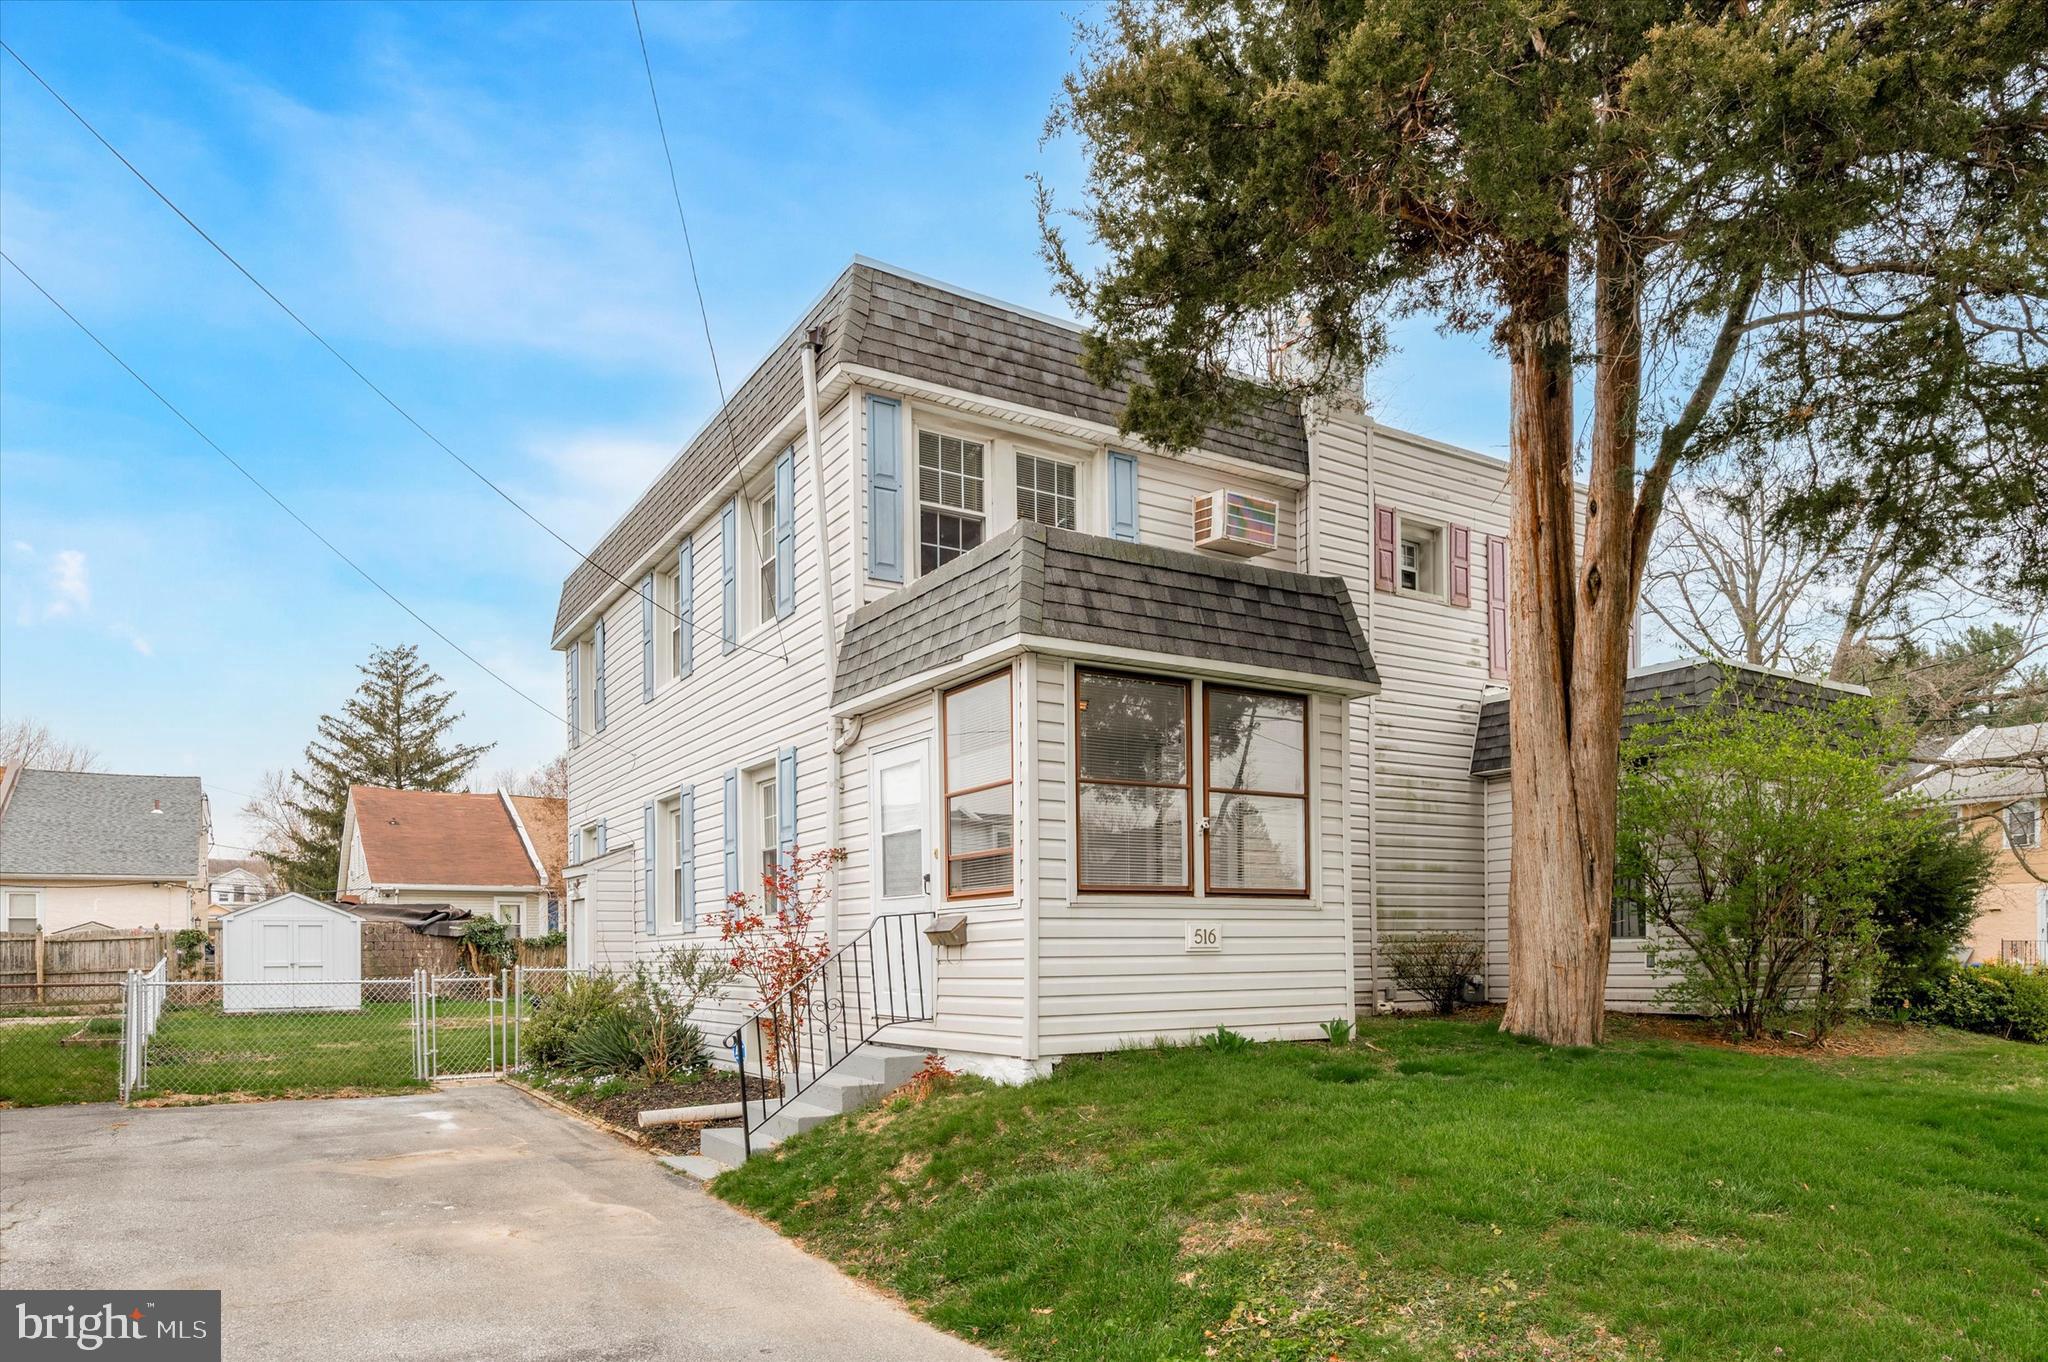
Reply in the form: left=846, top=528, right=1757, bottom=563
left=698, top=1124, right=775, bottom=1166
left=836, top=1044, right=928, bottom=1087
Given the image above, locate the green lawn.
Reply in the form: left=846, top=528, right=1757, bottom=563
left=0, top=1022, right=119, bottom=1106
left=714, top=1018, right=2048, bottom=1362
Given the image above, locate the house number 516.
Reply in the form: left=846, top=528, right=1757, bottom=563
left=1185, top=923, right=1221, bottom=952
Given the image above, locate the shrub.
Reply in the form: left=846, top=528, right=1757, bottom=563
left=1869, top=816, right=1997, bottom=1007
left=523, top=974, right=639, bottom=1069
left=633, top=943, right=733, bottom=1083
left=564, top=1010, right=645, bottom=1075
left=461, top=916, right=514, bottom=975
left=1915, top=962, right=2048, bottom=1043
left=1386, top=931, right=1483, bottom=1015
left=1619, top=697, right=1921, bottom=1040
left=1321, top=1017, right=1354, bottom=1045
left=521, top=931, right=567, bottom=951
left=718, top=845, right=846, bottom=1070
left=171, top=928, right=208, bottom=972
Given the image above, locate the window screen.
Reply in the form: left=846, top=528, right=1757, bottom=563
left=944, top=673, right=1013, bottom=896
left=1205, top=687, right=1308, bottom=894
left=1016, top=453, right=1077, bottom=530
left=1077, top=672, right=1190, bottom=891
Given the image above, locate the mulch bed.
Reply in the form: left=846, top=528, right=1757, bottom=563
left=547, top=1071, right=779, bottom=1155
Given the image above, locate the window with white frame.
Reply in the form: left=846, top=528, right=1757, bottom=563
left=1398, top=517, right=1443, bottom=596
left=918, top=430, right=986, bottom=573
left=665, top=565, right=685, bottom=680
left=751, top=767, right=780, bottom=890
left=1611, top=877, right=1648, bottom=939
left=2008, top=799, right=2041, bottom=851
left=1076, top=671, right=1191, bottom=892
left=580, top=821, right=602, bottom=861
left=752, top=488, right=778, bottom=626
left=4, top=888, right=41, bottom=935
left=658, top=793, right=686, bottom=928
left=495, top=899, right=524, bottom=933
left=944, top=673, right=1014, bottom=897
left=1015, top=452, right=1077, bottom=530
left=1203, top=686, right=1308, bottom=895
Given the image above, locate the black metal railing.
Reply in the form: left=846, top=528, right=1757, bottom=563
left=723, top=910, right=934, bottom=1158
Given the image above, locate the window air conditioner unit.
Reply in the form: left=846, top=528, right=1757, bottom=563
left=1191, top=489, right=1280, bottom=557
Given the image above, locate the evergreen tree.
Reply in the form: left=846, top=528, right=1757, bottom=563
left=1045, top=0, right=2046, bottom=1043
left=268, top=644, right=495, bottom=894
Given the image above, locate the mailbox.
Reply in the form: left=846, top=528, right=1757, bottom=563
left=924, top=913, right=969, bottom=948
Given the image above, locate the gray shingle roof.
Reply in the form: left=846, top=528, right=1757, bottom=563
left=834, top=525, right=1377, bottom=706
left=0, top=770, right=206, bottom=879
left=553, top=260, right=1308, bottom=640
left=1469, top=659, right=1866, bottom=776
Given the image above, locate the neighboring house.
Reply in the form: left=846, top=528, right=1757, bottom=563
left=0, top=766, right=210, bottom=934
left=1910, top=722, right=2048, bottom=966
left=206, top=856, right=279, bottom=913
left=1470, top=659, right=1870, bottom=1010
left=553, top=256, right=1619, bottom=1075
left=336, top=785, right=566, bottom=936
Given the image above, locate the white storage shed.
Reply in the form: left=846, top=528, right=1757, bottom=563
left=219, top=894, right=365, bottom=1012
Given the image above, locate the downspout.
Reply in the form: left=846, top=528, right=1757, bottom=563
left=799, top=331, right=844, bottom=943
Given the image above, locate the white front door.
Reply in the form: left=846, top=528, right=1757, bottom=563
left=874, top=744, right=932, bottom=916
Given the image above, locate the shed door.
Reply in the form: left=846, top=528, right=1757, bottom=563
left=260, top=919, right=327, bottom=981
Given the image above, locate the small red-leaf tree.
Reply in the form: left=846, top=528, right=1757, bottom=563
left=717, top=845, right=847, bottom=1071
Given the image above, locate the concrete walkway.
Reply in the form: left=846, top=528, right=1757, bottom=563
left=1, top=1086, right=992, bottom=1361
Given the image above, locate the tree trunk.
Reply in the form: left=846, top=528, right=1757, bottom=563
left=1499, top=202, right=1642, bottom=1046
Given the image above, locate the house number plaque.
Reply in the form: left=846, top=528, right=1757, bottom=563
left=1184, top=923, right=1222, bottom=953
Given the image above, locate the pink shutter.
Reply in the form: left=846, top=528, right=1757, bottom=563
left=1486, top=534, right=1510, bottom=680
left=1448, top=524, right=1471, bottom=607
left=1373, top=506, right=1397, bottom=592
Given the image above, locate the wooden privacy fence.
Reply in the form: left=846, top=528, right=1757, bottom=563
left=357, top=921, right=567, bottom=977
left=0, top=929, right=181, bottom=1007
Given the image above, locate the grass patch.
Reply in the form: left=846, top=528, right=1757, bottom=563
left=131, top=1000, right=453, bottom=1100
left=714, top=1017, right=2048, bottom=1361
left=0, top=1023, right=119, bottom=1106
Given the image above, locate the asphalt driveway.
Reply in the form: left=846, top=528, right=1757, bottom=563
left=0, top=1086, right=991, bottom=1361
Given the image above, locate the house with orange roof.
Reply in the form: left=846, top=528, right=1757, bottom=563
left=337, top=785, right=566, bottom=936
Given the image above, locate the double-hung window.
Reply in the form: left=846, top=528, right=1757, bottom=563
left=943, top=672, right=1014, bottom=897
left=755, top=769, right=779, bottom=887
left=1076, top=672, right=1192, bottom=892
left=1203, top=687, right=1309, bottom=895
left=4, top=888, right=40, bottom=935
left=1015, top=453, right=1077, bottom=530
left=1399, top=519, right=1443, bottom=596
left=2009, top=799, right=2041, bottom=851
left=918, top=430, right=985, bottom=572
left=752, top=490, right=778, bottom=625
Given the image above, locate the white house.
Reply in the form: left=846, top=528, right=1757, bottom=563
left=0, top=767, right=209, bottom=935
left=207, top=857, right=278, bottom=914
left=554, top=258, right=1568, bottom=1077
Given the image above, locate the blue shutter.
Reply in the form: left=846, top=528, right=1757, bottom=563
left=640, top=573, right=656, bottom=702
left=642, top=802, right=657, bottom=934
left=565, top=643, right=580, bottom=749
left=866, top=396, right=904, bottom=582
left=676, top=538, right=695, bottom=678
left=722, top=769, right=740, bottom=901
left=570, top=828, right=583, bottom=864
left=1108, top=451, right=1140, bottom=543
left=775, top=447, right=797, bottom=619
left=596, top=818, right=608, bottom=856
left=678, top=784, right=696, bottom=930
left=720, top=500, right=738, bottom=654
left=592, top=619, right=608, bottom=731
left=778, top=745, right=798, bottom=868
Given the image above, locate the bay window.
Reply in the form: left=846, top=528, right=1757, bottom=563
left=1076, top=672, right=1192, bottom=892
left=943, top=672, right=1014, bottom=897
left=1204, top=687, right=1309, bottom=895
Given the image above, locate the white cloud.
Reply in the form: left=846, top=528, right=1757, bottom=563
left=43, top=548, right=91, bottom=619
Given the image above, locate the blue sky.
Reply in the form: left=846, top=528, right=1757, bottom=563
left=0, top=0, right=1510, bottom=854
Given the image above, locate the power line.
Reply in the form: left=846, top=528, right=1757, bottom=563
left=0, top=38, right=787, bottom=666
left=624, top=2, right=790, bottom=661
left=2, top=251, right=627, bottom=761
